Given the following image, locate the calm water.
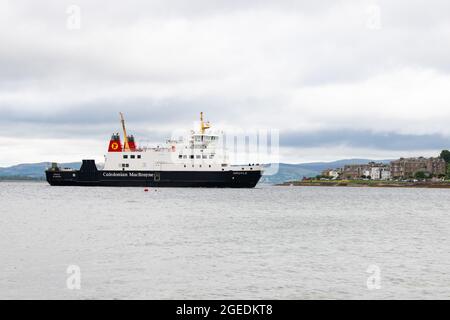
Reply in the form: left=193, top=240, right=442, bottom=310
left=0, top=182, right=449, bottom=299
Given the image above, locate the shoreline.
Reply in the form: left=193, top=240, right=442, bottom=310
left=277, top=180, right=450, bottom=189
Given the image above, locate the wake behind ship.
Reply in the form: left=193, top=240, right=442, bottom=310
left=46, top=113, right=263, bottom=188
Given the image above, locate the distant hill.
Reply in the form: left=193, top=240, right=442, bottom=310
left=0, top=159, right=391, bottom=184
left=0, top=162, right=80, bottom=179
left=259, top=163, right=318, bottom=185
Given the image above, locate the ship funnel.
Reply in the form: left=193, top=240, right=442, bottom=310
left=108, top=133, right=123, bottom=152
left=128, top=135, right=137, bottom=151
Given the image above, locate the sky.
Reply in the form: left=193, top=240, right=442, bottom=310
left=1, top=0, right=450, bottom=166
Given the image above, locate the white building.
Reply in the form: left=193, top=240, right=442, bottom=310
left=380, top=168, right=391, bottom=180
left=328, top=170, right=340, bottom=180
left=370, top=166, right=391, bottom=180
left=370, top=167, right=381, bottom=180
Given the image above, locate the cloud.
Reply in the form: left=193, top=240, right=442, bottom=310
left=281, top=130, right=450, bottom=151
left=1, top=0, right=450, bottom=165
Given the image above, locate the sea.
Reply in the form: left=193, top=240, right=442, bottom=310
left=0, top=181, right=449, bottom=299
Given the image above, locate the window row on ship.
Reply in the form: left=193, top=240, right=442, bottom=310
left=120, top=154, right=215, bottom=160
left=117, top=163, right=233, bottom=170
left=116, top=163, right=257, bottom=170
left=119, top=163, right=225, bottom=168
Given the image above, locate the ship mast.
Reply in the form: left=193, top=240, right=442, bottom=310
left=200, top=112, right=211, bottom=134
left=119, top=112, right=130, bottom=151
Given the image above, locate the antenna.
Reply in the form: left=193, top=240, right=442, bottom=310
left=200, top=112, right=211, bottom=134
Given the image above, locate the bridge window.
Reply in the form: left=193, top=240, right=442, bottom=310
left=178, top=155, right=183, bottom=159
left=137, top=155, right=141, bottom=159
left=123, top=155, right=128, bottom=159
left=130, top=155, right=135, bottom=159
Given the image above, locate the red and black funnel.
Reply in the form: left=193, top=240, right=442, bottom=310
left=108, top=133, right=122, bottom=152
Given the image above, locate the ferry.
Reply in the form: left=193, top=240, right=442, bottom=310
left=46, top=113, right=263, bottom=188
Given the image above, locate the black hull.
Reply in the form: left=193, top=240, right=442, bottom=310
left=46, top=160, right=262, bottom=188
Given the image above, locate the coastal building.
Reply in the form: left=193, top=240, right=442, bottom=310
left=370, top=167, right=381, bottom=180
left=342, top=164, right=368, bottom=179
left=370, top=166, right=391, bottom=180
left=327, top=156, right=445, bottom=181
left=328, top=170, right=340, bottom=180
left=321, top=169, right=340, bottom=180
left=381, top=168, right=391, bottom=180
left=342, top=162, right=386, bottom=180
left=390, top=157, right=446, bottom=178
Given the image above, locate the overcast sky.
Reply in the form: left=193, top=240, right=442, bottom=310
left=1, top=0, right=450, bottom=166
